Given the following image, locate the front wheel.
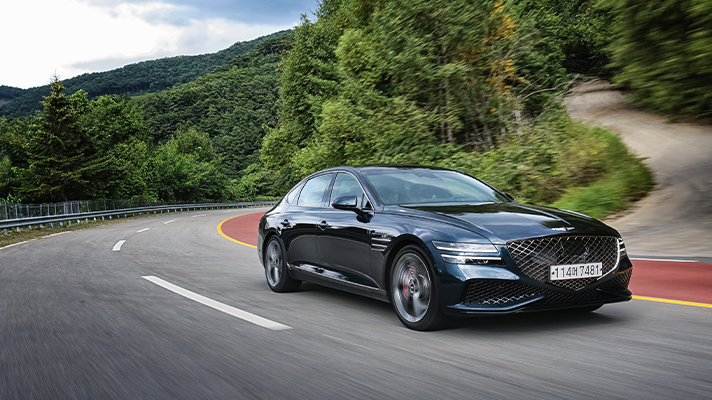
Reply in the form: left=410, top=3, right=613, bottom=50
left=389, top=245, right=445, bottom=331
left=264, top=236, right=301, bottom=292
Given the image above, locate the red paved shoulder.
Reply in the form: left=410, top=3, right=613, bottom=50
left=219, top=212, right=264, bottom=247
left=629, top=259, right=712, bottom=304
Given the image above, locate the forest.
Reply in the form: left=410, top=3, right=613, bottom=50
left=1, top=0, right=709, bottom=218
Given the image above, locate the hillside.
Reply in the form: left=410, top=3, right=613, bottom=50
left=0, top=30, right=290, bottom=118
left=137, top=31, right=291, bottom=178
left=0, top=85, right=24, bottom=107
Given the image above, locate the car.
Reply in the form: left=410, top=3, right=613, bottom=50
left=257, top=165, right=632, bottom=330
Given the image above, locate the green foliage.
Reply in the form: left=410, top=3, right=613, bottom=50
left=137, top=32, right=290, bottom=177
left=263, top=0, right=533, bottom=183
left=152, top=125, right=226, bottom=202
left=225, top=163, right=287, bottom=200
left=606, top=0, right=712, bottom=119
left=509, top=0, right=613, bottom=76
left=0, top=86, right=25, bottom=104
left=551, top=126, right=654, bottom=218
left=0, top=31, right=289, bottom=119
left=15, top=82, right=112, bottom=201
left=441, top=115, right=652, bottom=208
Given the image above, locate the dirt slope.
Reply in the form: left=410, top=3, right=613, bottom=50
left=565, top=81, right=712, bottom=259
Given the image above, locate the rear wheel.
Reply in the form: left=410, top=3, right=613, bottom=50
left=264, top=237, right=301, bottom=292
left=389, top=245, right=444, bottom=331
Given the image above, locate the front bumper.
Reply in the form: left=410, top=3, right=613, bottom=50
left=442, top=267, right=633, bottom=316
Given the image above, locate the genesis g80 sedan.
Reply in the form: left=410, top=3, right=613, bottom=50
left=257, top=166, right=632, bottom=330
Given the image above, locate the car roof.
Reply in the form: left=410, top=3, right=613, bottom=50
left=316, top=165, right=455, bottom=174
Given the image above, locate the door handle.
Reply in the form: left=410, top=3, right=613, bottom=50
left=280, top=219, right=291, bottom=228
left=318, top=220, right=330, bottom=230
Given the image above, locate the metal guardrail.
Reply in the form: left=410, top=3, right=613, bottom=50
left=1, top=201, right=277, bottom=235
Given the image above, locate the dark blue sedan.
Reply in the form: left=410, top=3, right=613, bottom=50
left=257, top=166, right=632, bottom=330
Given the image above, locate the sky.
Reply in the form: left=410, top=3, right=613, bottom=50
left=1, top=0, right=320, bottom=89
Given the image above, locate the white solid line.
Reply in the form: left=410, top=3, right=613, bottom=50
left=46, top=231, right=71, bottom=238
left=192, top=214, right=207, bottom=218
left=164, top=219, right=177, bottom=224
left=631, top=258, right=699, bottom=263
left=136, top=228, right=151, bottom=233
left=112, top=240, right=126, bottom=252
left=0, top=240, right=31, bottom=250
left=142, top=275, right=292, bottom=331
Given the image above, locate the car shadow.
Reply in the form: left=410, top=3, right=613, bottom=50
left=442, top=309, right=625, bottom=334
left=296, top=283, right=629, bottom=333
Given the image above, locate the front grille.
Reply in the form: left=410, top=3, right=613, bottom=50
left=600, top=269, right=632, bottom=292
left=462, top=278, right=629, bottom=307
left=507, top=235, right=619, bottom=291
left=463, top=281, right=539, bottom=305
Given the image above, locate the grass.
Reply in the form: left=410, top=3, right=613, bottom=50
left=0, top=213, right=158, bottom=249
left=549, top=125, right=654, bottom=219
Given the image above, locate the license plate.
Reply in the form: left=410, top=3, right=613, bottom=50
left=550, top=262, right=603, bottom=281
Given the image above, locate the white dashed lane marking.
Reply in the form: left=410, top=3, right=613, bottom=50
left=142, top=276, right=292, bottom=331
left=136, top=228, right=150, bottom=233
left=112, top=240, right=126, bottom=252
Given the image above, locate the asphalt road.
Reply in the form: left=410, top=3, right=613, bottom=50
left=2, top=209, right=710, bottom=399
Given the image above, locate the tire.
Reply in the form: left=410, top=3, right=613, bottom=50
left=389, top=245, right=445, bottom=331
left=264, top=236, right=301, bottom=292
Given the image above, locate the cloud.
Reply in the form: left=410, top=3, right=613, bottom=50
left=0, top=0, right=303, bottom=88
left=81, top=0, right=316, bottom=25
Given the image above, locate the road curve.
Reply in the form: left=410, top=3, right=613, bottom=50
left=1, top=209, right=711, bottom=399
left=565, top=81, right=712, bottom=259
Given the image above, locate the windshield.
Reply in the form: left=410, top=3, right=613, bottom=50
left=361, top=168, right=509, bottom=205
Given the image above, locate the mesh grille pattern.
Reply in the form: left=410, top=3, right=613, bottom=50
left=507, top=236, right=619, bottom=291
left=463, top=281, right=539, bottom=305
left=462, top=279, right=628, bottom=307
left=600, top=269, right=632, bottom=292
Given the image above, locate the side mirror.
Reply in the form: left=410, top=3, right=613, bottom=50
left=331, top=195, right=359, bottom=210
left=332, top=195, right=372, bottom=222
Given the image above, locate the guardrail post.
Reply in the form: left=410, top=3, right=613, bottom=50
left=3, top=228, right=7, bottom=235
left=68, top=220, right=71, bottom=227
left=17, top=227, right=21, bottom=233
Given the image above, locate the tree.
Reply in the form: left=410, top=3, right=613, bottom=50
left=17, top=81, right=111, bottom=201
left=606, top=0, right=712, bottom=118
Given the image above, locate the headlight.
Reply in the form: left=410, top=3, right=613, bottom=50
left=432, top=241, right=501, bottom=265
left=432, top=241, right=499, bottom=253
left=440, top=254, right=502, bottom=265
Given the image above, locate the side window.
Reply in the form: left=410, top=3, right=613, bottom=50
left=285, top=183, right=303, bottom=204
left=296, top=174, right=333, bottom=207
left=329, top=173, right=371, bottom=209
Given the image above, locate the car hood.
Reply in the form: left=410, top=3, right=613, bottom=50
left=401, top=202, right=619, bottom=244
